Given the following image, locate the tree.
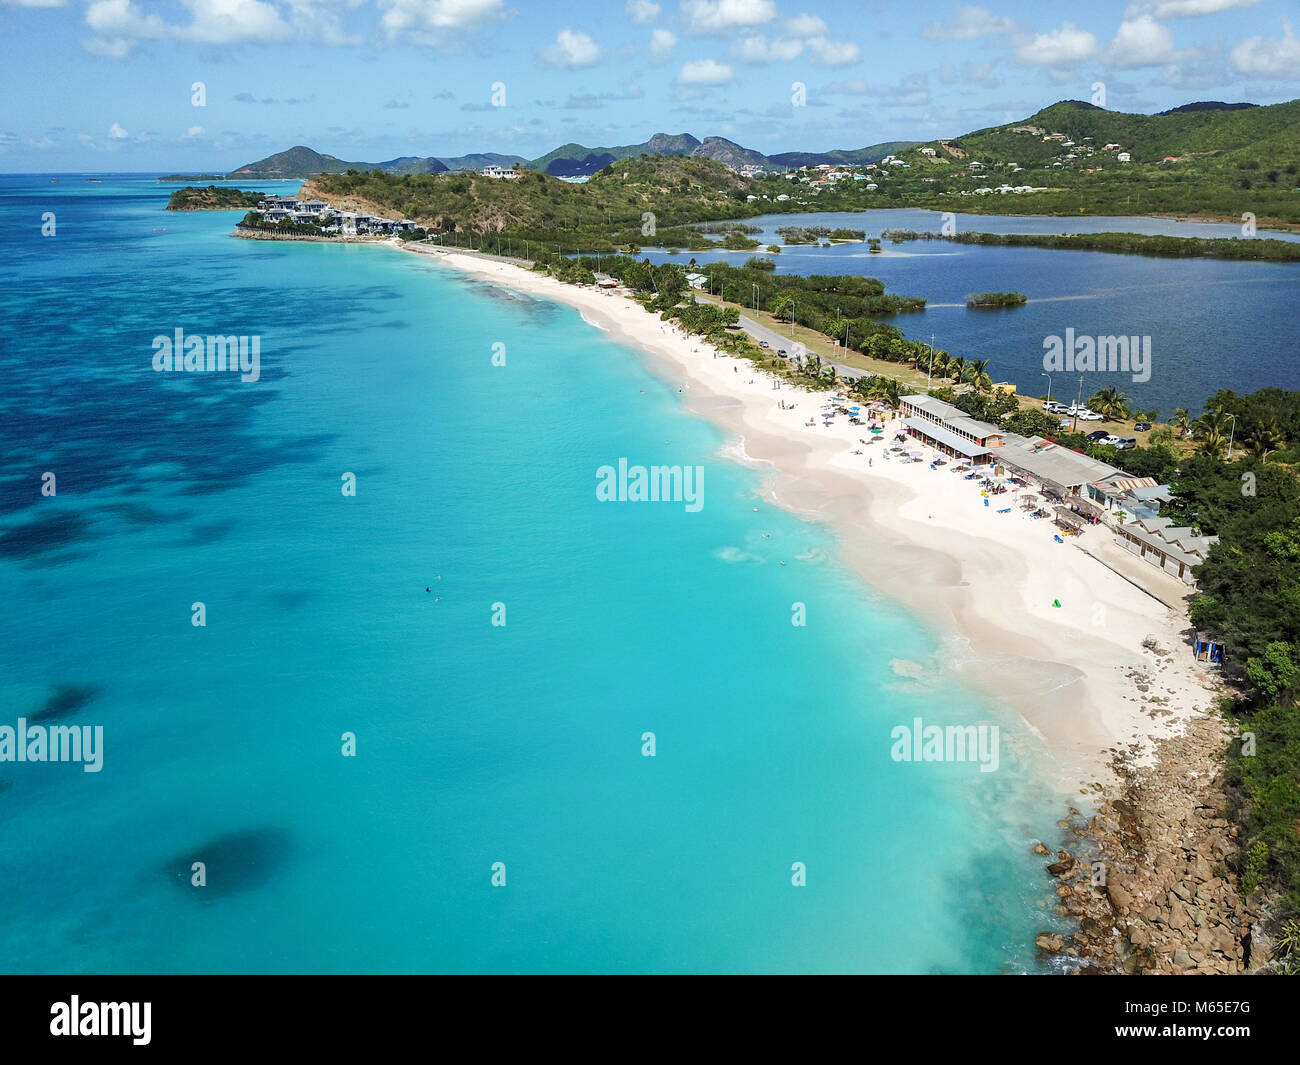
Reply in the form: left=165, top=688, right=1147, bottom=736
left=1199, top=430, right=1228, bottom=458
left=969, top=358, right=993, bottom=391
left=770, top=294, right=795, bottom=322
left=825, top=317, right=851, bottom=348
left=1245, top=420, right=1286, bottom=460
left=1088, top=385, right=1132, bottom=420
left=1172, top=407, right=1191, bottom=437
left=1245, top=642, right=1299, bottom=705
left=947, top=356, right=967, bottom=384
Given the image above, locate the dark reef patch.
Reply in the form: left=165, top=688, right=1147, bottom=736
left=163, top=828, right=294, bottom=900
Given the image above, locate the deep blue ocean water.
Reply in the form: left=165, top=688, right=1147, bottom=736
left=1, top=176, right=1103, bottom=973
left=644, top=208, right=1300, bottom=418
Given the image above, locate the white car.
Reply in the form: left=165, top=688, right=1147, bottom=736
left=1076, top=409, right=1104, bottom=421
left=1100, top=434, right=1121, bottom=446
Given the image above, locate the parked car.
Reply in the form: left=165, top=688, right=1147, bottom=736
left=1100, top=434, right=1122, bottom=447
left=1115, top=437, right=1138, bottom=450
left=777, top=348, right=787, bottom=356
left=1086, top=430, right=1111, bottom=442
left=1133, top=421, right=1152, bottom=432
left=759, top=340, right=769, bottom=348
left=1044, top=401, right=1067, bottom=414
left=1076, top=409, right=1103, bottom=421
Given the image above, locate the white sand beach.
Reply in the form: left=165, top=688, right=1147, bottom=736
left=394, top=240, right=1224, bottom=792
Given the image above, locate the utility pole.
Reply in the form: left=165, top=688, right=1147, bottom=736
left=1226, top=413, right=1236, bottom=460
left=1071, top=374, right=1083, bottom=434
left=1041, top=371, right=1053, bottom=404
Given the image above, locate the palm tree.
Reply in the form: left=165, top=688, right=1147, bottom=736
left=931, top=351, right=952, bottom=381
left=1245, top=421, right=1286, bottom=460
left=1199, top=430, right=1228, bottom=459
left=770, top=294, right=795, bottom=322
left=947, top=356, right=968, bottom=384
left=1196, top=408, right=1231, bottom=440
left=1171, top=407, right=1191, bottom=437
left=1087, top=386, right=1132, bottom=420
left=969, top=358, right=992, bottom=391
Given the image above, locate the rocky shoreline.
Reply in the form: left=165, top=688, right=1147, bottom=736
left=1033, top=642, right=1276, bottom=974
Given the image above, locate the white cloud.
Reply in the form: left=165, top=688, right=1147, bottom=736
left=649, top=27, right=677, bottom=62
left=681, top=0, right=776, bottom=35
left=625, top=0, right=659, bottom=23
left=730, top=33, right=803, bottom=62
left=1229, top=16, right=1300, bottom=77
left=676, top=57, right=734, bottom=84
left=538, top=28, right=605, bottom=68
left=172, top=0, right=293, bottom=45
left=921, top=5, right=1016, bottom=41
left=786, top=13, right=826, bottom=36
left=1129, top=0, right=1257, bottom=18
left=85, top=0, right=166, bottom=38
left=185, top=125, right=206, bottom=138
left=108, top=122, right=129, bottom=139
left=379, top=0, right=507, bottom=40
left=1108, top=14, right=1176, bottom=67
left=806, top=36, right=860, bottom=66
left=1014, top=22, right=1098, bottom=67
left=937, top=59, right=1002, bottom=89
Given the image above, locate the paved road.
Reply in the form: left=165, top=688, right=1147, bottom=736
left=733, top=313, right=863, bottom=381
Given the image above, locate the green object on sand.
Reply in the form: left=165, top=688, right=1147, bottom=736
left=1052, top=599, right=1061, bottom=608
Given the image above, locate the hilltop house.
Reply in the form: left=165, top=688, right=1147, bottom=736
left=481, top=165, right=518, bottom=179
left=919, top=146, right=937, bottom=156
left=1117, top=152, right=1132, bottom=163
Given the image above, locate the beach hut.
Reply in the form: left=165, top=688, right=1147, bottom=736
left=1193, top=632, right=1224, bottom=664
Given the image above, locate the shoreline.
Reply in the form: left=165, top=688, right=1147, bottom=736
left=387, top=239, right=1223, bottom=796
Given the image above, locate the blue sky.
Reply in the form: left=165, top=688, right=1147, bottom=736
left=2, top=0, right=1298, bottom=171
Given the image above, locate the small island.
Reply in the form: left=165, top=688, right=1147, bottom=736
left=776, top=225, right=867, bottom=244
left=966, top=291, right=1028, bottom=308
left=166, top=185, right=265, bottom=211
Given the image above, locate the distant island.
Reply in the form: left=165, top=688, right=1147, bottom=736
left=158, top=173, right=227, bottom=182
left=166, top=185, right=264, bottom=211
left=966, top=291, right=1028, bottom=308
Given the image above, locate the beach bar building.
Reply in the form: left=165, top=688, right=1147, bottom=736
left=993, top=436, right=1121, bottom=501
left=899, top=395, right=1005, bottom=465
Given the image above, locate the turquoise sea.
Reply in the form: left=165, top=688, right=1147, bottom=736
left=1, top=176, right=1070, bottom=973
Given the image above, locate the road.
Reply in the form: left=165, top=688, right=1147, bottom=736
left=733, top=313, right=862, bottom=381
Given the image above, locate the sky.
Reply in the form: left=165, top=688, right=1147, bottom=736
left=1, top=0, right=1299, bottom=171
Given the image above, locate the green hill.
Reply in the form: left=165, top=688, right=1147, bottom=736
left=306, top=156, right=754, bottom=246
left=229, top=146, right=377, bottom=179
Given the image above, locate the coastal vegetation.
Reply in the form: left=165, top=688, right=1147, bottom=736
left=775, top=226, right=866, bottom=243
left=883, top=228, right=1300, bottom=262
left=965, top=291, right=1027, bottom=308
left=167, top=186, right=264, bottom=211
